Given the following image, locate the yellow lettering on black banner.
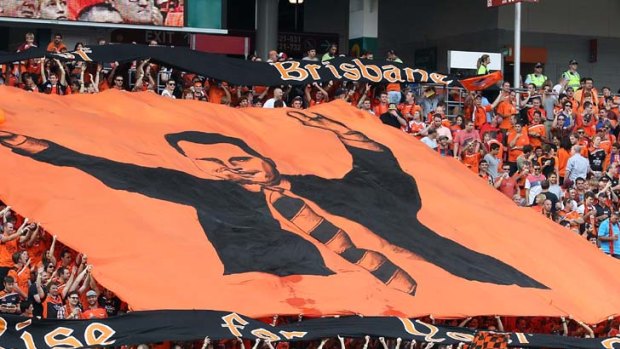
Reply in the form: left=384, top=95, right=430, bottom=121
left=221, top=313, right=249, bottom=337
left=20, top=332, right=37, bottom=349
left=403, top=68, right=416, bottom=82
left=279, top=330, right=307, bottom=340
left=84, top=323, right=116, bottom=346
left=446, top=332, right=474, bottom=342
left=250, top=328, right=281, bottom=341
left=514, top=333, right=529, bottom=344
left=382, top=65, right=404, bottom=83
left=353, top=59, right=382, bottom=83
left=16, top=319, right=32, bottom=331
left=340, top=63, right=361, bottom=81
left=305, top=64, right=322, bottom=80
left=272, top=62, right=308, bottom=81
left=398, top=318, right=444, bottom=343
left=325, top=64, right=342, bottom=79
left=44, top=327, right=83, bottom=348
left=430, top=73, right=452, bottom=85
left=602, top=338, right=620, bottom=349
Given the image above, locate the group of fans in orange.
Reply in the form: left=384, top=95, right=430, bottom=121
left=0, top=33, right=619, bottom=344
left=0, top=204, right=124, bottom=320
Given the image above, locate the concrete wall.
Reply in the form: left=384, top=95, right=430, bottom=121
left=304, top=0, right=350, bottom=53
left=378, top=0, right=499, bottom=62
left=498, top=0, right=620, bottom=38
left=497, top=30, right=620, bottom=89
left=375, top=0, right=620, bottom=88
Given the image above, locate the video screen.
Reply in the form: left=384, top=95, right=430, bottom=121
left=0, top=0, right=184, bottom=27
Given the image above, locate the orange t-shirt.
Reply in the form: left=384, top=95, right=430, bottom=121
left=208, top=86, right=225, bottom=105
left=46, top=42, right=67, bottom=53
left=8, top=267, right=30, bottom=296
left=528, top=124, right=546, bottom=148
left=575, top=114, right=597, bottom=137
left=0, top=240, right=18, bottom=268
left=386, top=83, right=401, bottom=92
left=507, top=129, right=530, bottom=162
left=398, top=103, right=422, bottom=116
left=557, top=148, right=570, bottom=178
left=82, top=307, right=108, bottom=319
left=373, top=103, right=389, bottom=116
left=462, top=153, right=481, bottom=173
left=473, top=105, right=493, bottom=129
left=497, top=100, right=517, bottom=130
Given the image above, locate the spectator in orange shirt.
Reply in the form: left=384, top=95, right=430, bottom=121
left=574, top=77, right=598, bottom=108
left=46, top=33, right=67, bottom=53
left=471, top=94, right=495, bottom=129
left=398, top=91, right=422, bottom=118
left=461, top=141, right=482, bottom=174
left=305, top=83, right=329, bottom=107
left=528, top=111, right=547, bottom=149
left=406, top=111, right=426, bottom=138
left=373, top=92, right=389, bottom=116
left=576, top=102, right=597, bottom=137
left=507, top=123, right=530, bottom=171
left=478, top=160, right=494, bottom=186
left=527, top=97, right=547, bottom=124
left=111, top=75, right=125, bottom=91
left=82, top=290, right=107, bottom=319
left=7, top=251, right=29, bottom=299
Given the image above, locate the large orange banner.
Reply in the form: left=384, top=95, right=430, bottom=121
left=0, top=87, right=618, bottom=323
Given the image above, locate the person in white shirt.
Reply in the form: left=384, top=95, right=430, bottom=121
left=565, top=145, right=591, bottom=182
left=420, top=128, right=438, bottom=150
left=263, top=87, right=287, bottom=108
left=421, top=114, right=452, bottom=142
left=161, top=80, right=176, bottom=99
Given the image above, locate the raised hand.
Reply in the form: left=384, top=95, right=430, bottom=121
left=0, top=131, right=49, bottom=154
left=286, top=111, right=350, bottom=135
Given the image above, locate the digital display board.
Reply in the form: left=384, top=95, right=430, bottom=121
left=0, top=0, right=184, bottom=27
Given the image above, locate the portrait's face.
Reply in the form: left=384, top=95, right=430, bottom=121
left=40, top=0, right=67, bottom=20
left=180, top=141, right=278, bottom=185
left=1, top=0, right=36, bottom=18
left=113, top=0, right=155, bottom=24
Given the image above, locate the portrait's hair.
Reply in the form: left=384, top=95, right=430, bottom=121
left=165, top=131, right=276, bottom=168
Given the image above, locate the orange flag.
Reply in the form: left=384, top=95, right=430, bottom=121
left=0, top=87, right=619, bottom=323
left=460, top=71, right=504, bottom=91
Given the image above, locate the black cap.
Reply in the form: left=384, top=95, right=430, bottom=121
left=569, top=59, right=578, bottom=65
left=535, top=62, right=543, bottom=68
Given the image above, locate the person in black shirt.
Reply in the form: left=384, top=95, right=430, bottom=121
left=595, top=191, right=613, bottom=225
left=0, top=276, right=20, bottom=314
left=380, top=104, right=408, bottom=130
left=589, top=136, right=607, bottom=173
left=99, top=289, right=123, bottom=317
left=540, top=180, right=559, bottom=213
left=27, top=270, right=48, bottom=318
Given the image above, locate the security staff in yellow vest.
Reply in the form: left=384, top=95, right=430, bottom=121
left=525, top=62, right=548, bottom=88
left=477, top=54, right=491, bottom=75
left=562, top=59, right=581, bottom=90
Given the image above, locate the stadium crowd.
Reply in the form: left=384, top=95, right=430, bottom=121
left=0, top=32, right=619, bottom=347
